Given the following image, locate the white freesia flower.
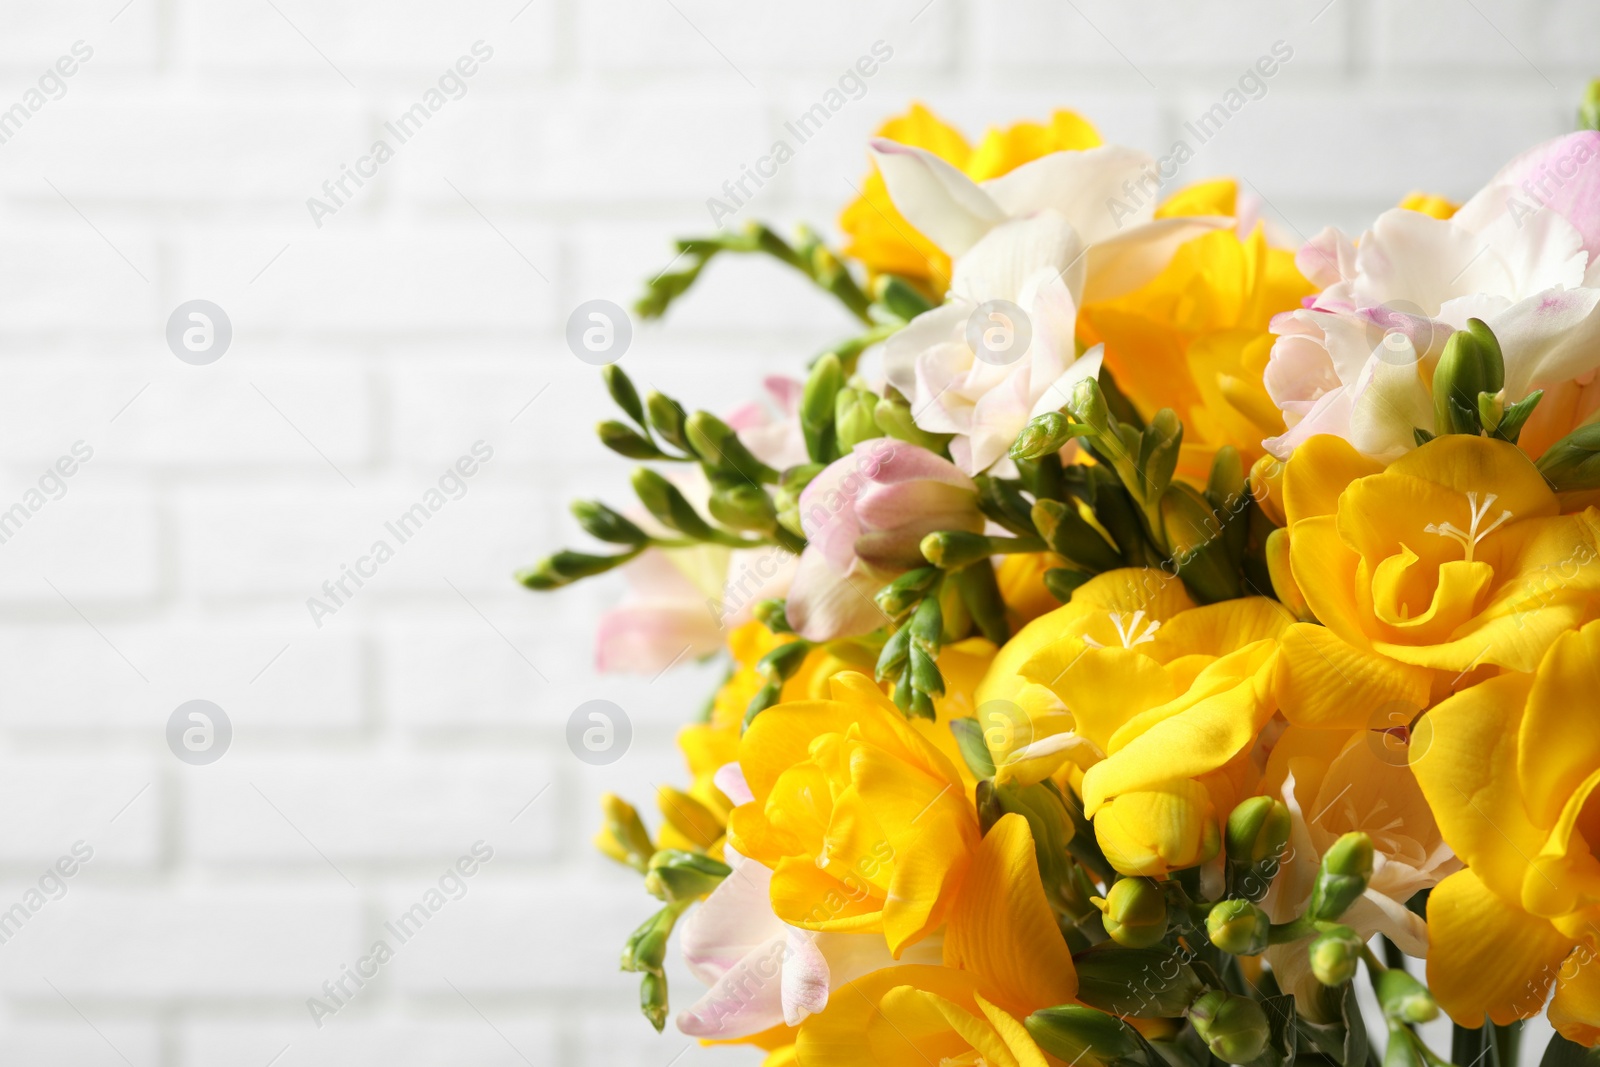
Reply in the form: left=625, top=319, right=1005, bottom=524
left=1264, top=130, right=1600, bottom=462
left=870, top=139, right=1229, bottom=474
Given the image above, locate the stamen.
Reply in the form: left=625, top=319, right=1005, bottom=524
left=1425, top=491, right=1513, bottom=562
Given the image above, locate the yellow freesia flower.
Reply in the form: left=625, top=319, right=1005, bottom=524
left=727, top=671, right=980, bottom=955
left=794, top=814, right=1075, bottom=1067
left=1412, top=620, right=1600, bottom=1043
left=1079, top=220, right=1315, bottom=482
left=839, top=104, right=1101, bottom=293
left=977, top=567, right=1290, bottom=876
left=1283, top=433, right=1600, bottom=677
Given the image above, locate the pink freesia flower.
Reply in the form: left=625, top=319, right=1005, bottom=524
left=784, top=439, right=984, bottom=641
left=676, top=843, right=940, bottom=1039
left=1265, top=130, right=1600, bottom=462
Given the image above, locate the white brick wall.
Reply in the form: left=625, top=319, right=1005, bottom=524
left=0, top=1, right=1584, bottom=1063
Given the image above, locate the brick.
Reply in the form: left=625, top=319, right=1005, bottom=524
left=0, top=888, right=363, bottom=998
left=0, top=1020, right=160, bottom=1067
left=0, top=757, right=157, bottom=867
left=0, top=486, right=161, bottom=602
left=185, top=754, right=557, bottom=864
left=182, top=1018, right=559, bottom=1067
left=0, top=4, right=158, bottom=70
left=0, top=233, right=160, bottom=332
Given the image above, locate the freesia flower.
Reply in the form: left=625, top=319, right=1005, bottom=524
left=726, top=671, right=980, bottom=955
left=793, top=814, right=1077, bottom=1067
left=1078, top=205, right=1314, bottom=481
left=785, top=438, right=983, bottom=641
left=1412, top=620, right=1600, bottom=1041
left=840, top=104, right=1103, bottom=293
left=1282, top=433, right=1600, bottom=675
left=1259, top=728, right=1458, bottom=1018
left=977, top=568, right=1289, bottom=877
left=1264, top=130, right=1600, bottom=462
left=869, top=136, right=1227, bottom=474
left=676, top=846, right=941, bottom=1039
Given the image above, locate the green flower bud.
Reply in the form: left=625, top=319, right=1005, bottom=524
left=801, top=353, right=843, bottom=462
left=645, top=390, right=690, bottom=453
left=1043, top=567, right=1091, bottom=603
left=602, top=363, right=646, bottom=427
left=1011, top=411, right=1079, bottom=461
left=873, top=273, right=935, bottom=322
left=908, top=643, right=945, bottom=697
left=1375, top=967, right=1439, bottom=1024
left=1067, top=377, right=1110, bottom=434
left=516, top=548, right=640, bottom=590
left=875, top=625, right=912, bottom=680
left=743, top=679, right=781, bottom=728
left=1583, top=79, right=1600, bottom=132
left=875, top=566, right=941, bottom=620
left=1159, top=483, right=1241, bottom=602
left=1095, top=877, right=1169, bottom=949
left=1141, top=409, right=1184, bottom=498
left=632, top=468, right=717, bottom=540
left=1025, top=1005, right=1142, bottom=1066
left=1308, top=924, right=1364, bottom=986
left=640, top=970, right=668, bottom=1032
left=1308, top=832, right=1374, bottom=922
left=644, top=849, right=732, bottom=903
left=756, top=639, right=811, bottom=682
left=1188, top=990, right=1271, bottom=1065
left=1032, top=499, right=1123, bottom=572
left=753, top=598, right=792, bottom=634
left=835, top=386, right=884, bottom=453
left=920, top=530, right=992, bottom=570
left=909, top=593, right=943, bottom=649
left=1433, top=318, right=1504, bottom=435
left=686, top=411, right=777, bottom=484
left=774, top=462, right=824, bottom=538
left=599, top=793, right=655, bottom=872
left=1226, top=796, right=1291, bottom=902
left=572, top=500, right=651, bottom=546
left=620, top=906, right=678, bottom=974
left=1536, top=420, right=1600, bottom=492
left=1207, top=898, right=1270, bottom=956
left=599, top=419, right=667, bottom=460
left=708, top=484, right=778, bottom=534
left=874, top=396, right=952, bottom=452
left=1074, top=945, right=1204, bottom=1018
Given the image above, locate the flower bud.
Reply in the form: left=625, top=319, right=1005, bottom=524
left=517, top=548, right=639, bottom=590
left=640, top=970, right=668, bottom=1032
left=655, top=785, right=722, bottom=851
left=753, top=598, right=792, bottom=634
left=1188, top=990, right=1271, bottom=1064
left=708, top=484, right=777, bottom=534
left=1159, top=483, right=1241, bottom=603
left=602, top=363, right=646, bottom=427
left=572, top=501, right=651, bottom=546
left=1011, top=411, right=1078, bottom=461
left=1307, top=832, right=1374, bottom=922
left=873, top=273, right=935, bottom=321
left=644, top=849, right=732, bottom=903
left=834, top=387, right=883, bottom=453
left=1582, top=78, right=1600, bottom=133
left=1308, top=924, right=1364, bottom=986
left=1225, top=796, right=1291, bottom=902
left=632, top=468, right=717, bottom=540
left=875, top=566, right=941, bottom=620
left=874, top=396, right=951, bottom=452
left=1068, top=377, right=1110, bottom=433
left=1025, top=1005, right=1142, bottom=1066
left=686, top=411, right=777, bottom=484
left=1074, top=945, right=1204, bottom=1018
left=801, top=353, right=843, bottom=461
left=774, top=462, right=823, bottom=537
left=599, top=419, right=665, bottom=459
left=1094, top=877, right=1168, bottom=949
left=1207, top=899, right=1269, bottom=956
left=1375, top=967, right=1439, bottom=1024
left=920, top=530, right=992, bottom=570
left=1432, top=317, right=1504, bottom=435
left=908, top=643, right=945, bottom=697
left=756, top=639, right=811, bottom=683
left=596, top=793, right=654, bottom=872
left=620, top=907, right=677, bottom=974
left=645, top=390, right=690, bottom=452
left=1535, top=421, right=1600, bottom=492
left=1032, top=499, right=1122, bottom=572
left=1264, top=529, right=1312, bottom=622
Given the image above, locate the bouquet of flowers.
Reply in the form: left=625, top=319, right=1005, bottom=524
left=524, top=89, right=1600, bottom=1067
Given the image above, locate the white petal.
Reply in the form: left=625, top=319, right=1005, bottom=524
left=982, top=144, right=1157, bottom=244
left=1488, top=286, right=1600, bottom=397
left=1080, top=216, right=1231, bottom=305
left=1353, top=210, right=1515, bottom=311
left=870, top=139, right=1006, bottom=258
left=950, top=213, right=1084, bottom=306
left=780, top=929, right=831, bottom=1026
left=1347, top=349, right=1434, bottom=461
left=882, top=303, right=967, bottom=399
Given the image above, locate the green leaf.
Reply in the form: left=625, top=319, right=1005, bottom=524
left=949, top=717, right=996, bottom=779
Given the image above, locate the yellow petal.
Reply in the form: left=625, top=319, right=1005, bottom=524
left=1426, top=868, right=1574, bottom=1027
left=975, top=994, right=1052, bottom=1067
left=1148, top=597, right=1289, bottom=659
left=1551, top=944, right=1600, bottom=1047
left=1288, top=515, right=1372, bottom=650
left=1283, top=434, right=1383, bottom=528
left=794, top=965, right=984, bottom=1067
left=1520, top=622, right=1600, bottom=828
left=1272, top=622, right=1433, bottom=730
left=1156, top=178, right=1237, bottom=220
left=1411, top=672, right=1547, bottom=906
left=945, top=813, right=1077, bottom=1013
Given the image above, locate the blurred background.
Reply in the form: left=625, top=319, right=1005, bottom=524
left=0, top=0, right=1587, bottom=1063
